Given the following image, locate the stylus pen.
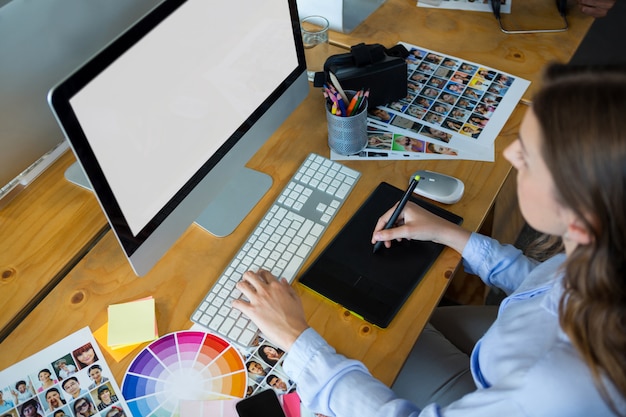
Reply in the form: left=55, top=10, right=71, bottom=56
left=373, top=175, right=421, bottom=253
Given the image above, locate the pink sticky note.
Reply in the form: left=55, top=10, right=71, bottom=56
left=282, top=392, right=301, bottom=417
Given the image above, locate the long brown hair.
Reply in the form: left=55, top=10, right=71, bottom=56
left=532, top=64, right=626, bottom=414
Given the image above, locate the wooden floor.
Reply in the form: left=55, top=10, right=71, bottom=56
left=444, top=271, right=486, bottom=305
left=444, top=163, right=524, bottom=306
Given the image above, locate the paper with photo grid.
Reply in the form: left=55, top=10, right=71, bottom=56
left=0, top=327, right=132, bottom=417
left=330, top=41, right=529, bottom=162
left=239, top=336, right=295, bottom=398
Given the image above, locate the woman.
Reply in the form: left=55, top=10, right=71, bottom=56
left=258, top=345, right=285, bottom=366
left=36, top=370, right=57, bottom=393
left=72, top=344, right=98, bottom=369
left=87, top=365, right=108, bottom=390
left=19, top=399, right=42, bottom=417
left=72, top=397, right=95, bottom=417
left=426, top=143, right=457, bottom=155
left=232, top=64, right=626, bottom=416
left=397, top=136, right=425, bottom=153
left=367, top=134, right=392, bottom=149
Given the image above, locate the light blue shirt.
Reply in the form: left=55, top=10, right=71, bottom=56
left=0, top=399, right=15, bottom=413
left=284, top=233, right=625, bottom=416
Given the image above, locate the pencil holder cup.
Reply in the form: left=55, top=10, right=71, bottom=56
left=326, top=90, right=368, bottom=155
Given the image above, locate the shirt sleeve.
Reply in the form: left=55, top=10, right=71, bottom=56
left=283, top=327, right=425, bottom=417
left=461, top=233, right=539, bottom=295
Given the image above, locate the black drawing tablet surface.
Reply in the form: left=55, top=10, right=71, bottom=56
left=299, top=181, right=463, bottom=328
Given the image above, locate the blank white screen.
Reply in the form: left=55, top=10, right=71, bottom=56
left=70, top=0, right=298, bottom=235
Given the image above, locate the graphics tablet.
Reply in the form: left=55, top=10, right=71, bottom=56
left=299, top=182, right=463, bottom=328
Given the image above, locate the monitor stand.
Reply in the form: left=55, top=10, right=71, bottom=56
left=65, top=162, right=93, bottom=190
left=194, top=168, right=272, bottom=237
left=64, top=162, right=272, bottom=238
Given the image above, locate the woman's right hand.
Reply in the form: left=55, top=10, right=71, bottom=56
left=232, top=269, right=309, bottom=352
left=371, top=201, right=471, bottom=254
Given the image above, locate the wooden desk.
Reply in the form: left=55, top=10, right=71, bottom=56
left=331, top=0, right=593, bottom=100
left=0, top=0, right=592, bottom=389
left=0, top=151, right=108, bottom=341
left=0, top=91, right=524, bottom=385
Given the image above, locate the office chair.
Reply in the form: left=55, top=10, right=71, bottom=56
left=491, top=0, right=568, bottom=34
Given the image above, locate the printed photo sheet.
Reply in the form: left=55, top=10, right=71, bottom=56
left=0, top=327, right=131, bottom=417
left=331, top=41, right=529, bottom=162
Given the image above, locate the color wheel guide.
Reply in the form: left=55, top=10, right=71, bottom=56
left=121, top=330, right=247, bottom=417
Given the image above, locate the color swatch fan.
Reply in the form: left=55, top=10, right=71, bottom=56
left=121, top=331, right=247, bottom=417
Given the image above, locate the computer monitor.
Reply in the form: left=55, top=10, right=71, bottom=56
left=48, top=0, right=309, bottom=276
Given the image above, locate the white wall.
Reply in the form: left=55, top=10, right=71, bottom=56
left=0, top=0, right=163, bottom=190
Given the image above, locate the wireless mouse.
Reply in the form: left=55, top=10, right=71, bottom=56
left=410, top=170, right=464, bottom=204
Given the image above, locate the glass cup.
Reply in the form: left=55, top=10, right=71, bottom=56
left=301, top=16, right=330, bottom=82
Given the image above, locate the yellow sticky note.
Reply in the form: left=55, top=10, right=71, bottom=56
left=94, top=323, right=141, bottom=362
left=107, top=297, right=158, bottom=348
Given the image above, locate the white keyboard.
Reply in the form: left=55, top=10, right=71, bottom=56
left=191, top=153, right=360, bottom=346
